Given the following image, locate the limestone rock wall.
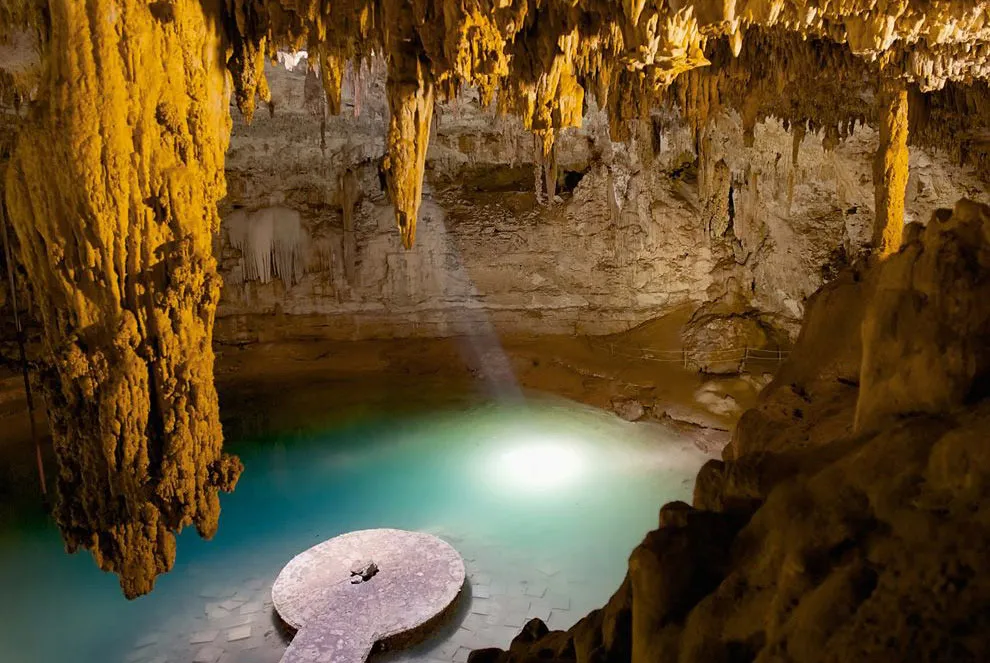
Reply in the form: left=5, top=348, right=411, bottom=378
left=470, top=199, right=990, bottom=663
left=216, top=62, right=985, bottom=343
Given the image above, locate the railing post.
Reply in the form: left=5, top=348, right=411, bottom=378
left=1, top=198, right=47, bottom=499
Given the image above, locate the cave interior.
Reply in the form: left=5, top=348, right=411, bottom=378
left=2, top=1, right=990, bottom=662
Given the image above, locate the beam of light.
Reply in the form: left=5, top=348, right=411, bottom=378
left=425, top=200, right=523, bottom=401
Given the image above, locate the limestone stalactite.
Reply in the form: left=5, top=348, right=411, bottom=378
left=3, top=0, right=241, bottom=598
left=219, top=0, right=990, bottom=247
left=382, top=0, right=435, bottom=250
left=873, top=76, right=910, bottom=256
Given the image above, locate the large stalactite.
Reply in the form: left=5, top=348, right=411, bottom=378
left=382, top=0, right=435, bottom=250
left=873, top=75, right=910, bottom=256
left=3, top=0, right=241, bottom=598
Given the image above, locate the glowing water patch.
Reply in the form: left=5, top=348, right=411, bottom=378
left=491, top=437, right=588, bottom=492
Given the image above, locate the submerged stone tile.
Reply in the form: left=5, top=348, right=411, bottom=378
left=469, top=598, right=493, bottom=616
left=133, top=633, right=161, bottom=648
left=125, top=650, right=150, bottom=663
left=527, top=602, right=552, bottom=622
left=438, top=640, right=462, bottom=658
left=189, top=630, right=220, bottom=645
left=227, top=625, right=253, bottom=642
left=548, top=609, right=574, bottom=631
left=192, top=645, right=224, bottom=663
left=240, top=601, right=264, bottom=615
left=523, top=582, right=547, bottom=598
left=502, top=610, right=527, bottom=628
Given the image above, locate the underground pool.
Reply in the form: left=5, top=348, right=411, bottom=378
left=0, top=395, right=709, bottom=663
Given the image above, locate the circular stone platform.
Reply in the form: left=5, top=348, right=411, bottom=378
left=272, top=528, right=466, bottom=663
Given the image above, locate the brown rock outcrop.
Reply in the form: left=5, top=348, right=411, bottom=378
left=857, top=199, right=990, bottom=432
left=476, top=200, right=990, bottom=662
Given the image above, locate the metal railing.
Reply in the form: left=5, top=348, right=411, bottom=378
left=590, top=339, right=790, bottom=368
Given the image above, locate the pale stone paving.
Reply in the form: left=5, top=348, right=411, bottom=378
left=272, top=529, right=466, bottom=663
left=122, top=528, right=587, bottom=663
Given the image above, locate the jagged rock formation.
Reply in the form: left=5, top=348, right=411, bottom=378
left=856, top=199, right=990, bottom=432
left=2, top=0, right=241, bottom=598
left=471, top=199, right=990, bottom=663
left=217, top=0, right=990, bottom=249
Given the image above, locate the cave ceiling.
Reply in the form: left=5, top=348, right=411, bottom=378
left=4, top=1, right=990, bottom=244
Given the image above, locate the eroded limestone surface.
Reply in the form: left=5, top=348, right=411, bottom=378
left=2, top=0, right=241, bottom=599
left=471, top=201, right=990, bottom=662
left=273, top=529, right=466, bottom=663
left=217, top=63, right=986, bottom=344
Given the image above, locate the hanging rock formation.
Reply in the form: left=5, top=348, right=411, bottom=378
left=873, top=74, right=910, bottom=255
left=382, top=0, right=435, bottom=249
left=220, top=0, right=990, bottom=246
left=2, top=0, right=241, bottom=598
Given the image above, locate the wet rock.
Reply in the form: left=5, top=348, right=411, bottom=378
left=511, top=618, right=550, bottom=648
left=349, top=559, right=378, bottom=582
left=857, top=199, right=990, bottom=432
left=692, top=384, right=741, bottom=417
left=610, top=398, right=644, bottom=421
left=467, top=648, right=504, bottom=663
left=658, top=501, right=692, bottom=529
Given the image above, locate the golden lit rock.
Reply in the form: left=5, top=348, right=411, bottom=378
left=3, top=0, right=240, bottom=598
left=873, top=74, right=910, bottom=256
left=210, top=0, right=990, bottom=245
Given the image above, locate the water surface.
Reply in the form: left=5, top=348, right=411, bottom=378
left=0, top=395, right=707, bottom=663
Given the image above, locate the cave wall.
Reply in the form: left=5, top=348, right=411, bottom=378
left=473, top=200, right=990, bottom=663
left=215, top=61, right=985, bottom=343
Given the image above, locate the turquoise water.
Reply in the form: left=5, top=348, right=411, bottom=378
left=0, top=396, right=707, bottom=663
